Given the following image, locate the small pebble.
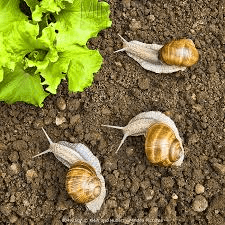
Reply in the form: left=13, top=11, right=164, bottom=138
left=0, top=143, right=7, bottom=150
left=215, top=209, right=219, bottom=214
left=113, top=170, right=120, bottom=179
left=56, top=97, right=66, bottom=111
left=26, top=169, right=38, bottom=182
left=115, top=61, right=122, bottom=67
left=124, top=178, right=132, bottom=189
left=161, top=177, right=174, bottom=190
left=56, top=201, right=68, bottom=211
left=10, top=195, right=16, bottom=203
left=0, top=203, right=13, bottom=216
left=130, top=19, right=142, bottom=30
left=121, top=199, right=130, bottom=210
left=208, top=65, right=217, bottom=74
left=70, top=114, right=81, bottom=125
left=195, top=184, right=205, bottom=194
left=12, top=140, right=28, bottom=151
left=138, top=78, right=150, bottom=90
left=222, top=63, right=225, bottom=72
left=191, top=74, right=196, bottom=80
left=140, top=180, right=150, bottom=190
left=114, top=207, right=125, bottom=219
left=55, top=116, right=66, bottom=126
left=122, top=0, right=131, bottom=8
left=10, top=163, right=20, bottom=175
left=143, top=188, right=155, bottom=201
left=102, top=107, right=111, bottom=115
left=188, top=133, right=199, bottom=145
left=149, top=14, right=155, bottom=21
left=192, top=104, right=203, bottom=112
left=103, top=157, right=118, bottom=172
left=212, top=162, right=225, bottom=175
left=164, top=203, right=177, bottom=222
left=172, top=193, right=178, bottom=200
left=186, top=84, right=192, bottom=91
left=126, top=147, right=134, bottom=157
left=192, top=195, right=208, bottom=212
left=44, top=116, right=52, bottom=125
left=8, top=214, right=18, bottom=223
left=106, top=198, right=117, bottom=209
left=131, top=178, right=140, bottom=194
left=107, top=174, right=117, bottom=186
left=8, top=151, right=19, bottom=162
left=147, top=207, right=158, bottom=221
left=23, top=199, right=30, bottom=207
left=67, top=99, right=80, bottom=111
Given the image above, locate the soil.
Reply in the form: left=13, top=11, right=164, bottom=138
left=1, top=0, right=225, bottom=224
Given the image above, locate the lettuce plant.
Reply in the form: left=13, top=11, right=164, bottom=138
left=0, top=0, right=111, bottom=106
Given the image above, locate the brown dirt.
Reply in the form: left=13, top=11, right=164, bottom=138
left=1, top=0, right=225, bottom=224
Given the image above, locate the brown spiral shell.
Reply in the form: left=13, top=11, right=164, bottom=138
left=159, top=39, right=199, bottom=67
left=145, top=123, right=183, bottom=166
left=66, top=161, right=101, bottom=203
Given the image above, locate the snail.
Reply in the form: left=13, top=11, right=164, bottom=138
left=115, top=34, right=199, bottom=73
left=102, top=111, right=184, bottom=166
left=33, top=128, right=106, bottom=213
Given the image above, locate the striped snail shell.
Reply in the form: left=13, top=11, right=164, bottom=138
left=102, top=111, right=184, bottom=166
left=33, top=128, right=106, bottom=213
left=159, top=39, right=199, bottom=67
left=115, top=34, right=199, bottom=73
left=66, top=161, right=101, bottom=203
left=145, top=122, right=183, bottom=166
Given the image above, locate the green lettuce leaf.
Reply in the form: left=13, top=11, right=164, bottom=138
left=65, top=45, right=102, bottom=92
left=0, top=64, right=49, bottom=107
left=39, top=54, right=69, bottom=94
left=1, top=21, right=58, bottom=76
left=0, top=0, right=111, bottom=107
left=0, top=33, right=14, bottom=81
left=24, top=25, right=59, bottom=71
left=0, top=0, right=27, bottom=32
left=32, top=0, right=74, bottom=22
left=3, top=21, right=39, bottom=64
left=39, top=45, right=102, bottom=94
left=24, top=0, right=39, bottom=12
left=54, top=0, right=112, bottom=49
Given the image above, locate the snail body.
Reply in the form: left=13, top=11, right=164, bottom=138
left=116, top=35, right=199, bottom=73
left=33, top=128, right=105, bottom=213
left=102, top=111, right=184, bottom=166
